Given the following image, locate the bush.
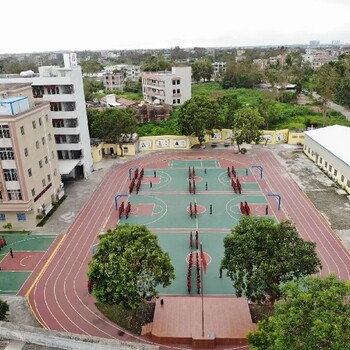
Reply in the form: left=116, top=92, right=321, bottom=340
left=0, top=299, right=9, bottom=321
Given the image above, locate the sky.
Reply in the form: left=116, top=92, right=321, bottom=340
left=1, top=0, right=350, bottom=54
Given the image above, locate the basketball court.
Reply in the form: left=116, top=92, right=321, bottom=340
left=0, top=234, right=56, bottom=295
left=105, top=159, right=278, bottom=296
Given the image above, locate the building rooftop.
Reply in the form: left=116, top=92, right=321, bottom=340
left=304, top=125, right=350, bottom=167
left=0, top=82, right=32, bottom=93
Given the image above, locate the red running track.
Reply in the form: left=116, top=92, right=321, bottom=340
left=28, top=149, right=350, bottom=348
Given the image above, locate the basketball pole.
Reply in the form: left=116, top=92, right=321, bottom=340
left=200, top=242, right=204, bottom=337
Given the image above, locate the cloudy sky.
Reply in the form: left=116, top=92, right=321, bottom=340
left=1, top=0, right=350, bottom=54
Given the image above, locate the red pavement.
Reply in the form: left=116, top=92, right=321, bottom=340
left=28, top=149, right=350, bottom=349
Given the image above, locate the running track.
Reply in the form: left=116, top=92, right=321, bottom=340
left=28, top=149, right=350, bottom=349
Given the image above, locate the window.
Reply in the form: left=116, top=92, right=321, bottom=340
left=39, top=160, right=43, bottom=168
left=334, top=169, right=337, bottom=176
left=173, top=99, right=176, bottom=104
left=177, top=99, right=180, bottom=104
left=308, top=147, right=310, bottom=153
left=24, top=148, right=28, bottom=157
left=36, top=141, right=39, bottom=149
left=45, top=114, right=49, bottom=122
left=20, top=126, right=25, bottom=135
left=177, top=89, right=180, bottom=93
left=31, top=188, right=35, bottom=197
left=123, top=147, right=128, bottom=153
left=42, top=179, right=46, bottom=187
left=177, top=80, right=180, bottom=84
left=3, top=169, right=18, bottom=181
left=44, top=156, right=48, bottom=164
left=311, top=151, right=314, bottom=156
left=173, top=89, right=176, bottom=93
left=42, top=137, right=46, bottom=145
left=319, top=157, right=322, bottom=164
left=0, top=147, right=14, bottom=160
left=28, top=168, right=32, bottom=177
left=0, top=125, right=10, bottom=138
left=48, top=133, right=52, bottom=141
left=172, top=80, right=176, bottom=85
left=341, top=175, right=344, bottom=182
left=8, top=190, right=22, bottom=200
left=51, top=150, right=55, bottom=159
left=47, top=174, right=51, bottom=182
left=325, top=162, right=328, bottom=168
left=32, top=120, right=36, bottom=129
left=39, top=117, right=42, bottom=126
left=0, top=213, right=5, bottom=221
left=347, top=180, right=350, bottom=187
left=17, top=213, right=26, bottom=221
left=329, top=165, right=332, bottom=171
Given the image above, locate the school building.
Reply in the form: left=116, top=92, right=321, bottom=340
left=0, top=83, right=64, bottom=230
left=304, top=125, right=350, bottom=194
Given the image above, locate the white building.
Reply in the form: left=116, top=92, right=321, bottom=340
left=0, top=53, right=93, bottom=179
left=304, top=125, right=350, bottom=194
left=142, top=67, right=191, bottom=106
left=104, top=64, right=141, bottom=81
left=212, top=62, right=226, bottom=76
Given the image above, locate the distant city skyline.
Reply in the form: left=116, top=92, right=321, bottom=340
left=1, top=0, right=350, bottom=55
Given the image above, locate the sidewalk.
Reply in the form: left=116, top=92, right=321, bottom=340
left=33, top=156, right=135, bottom=235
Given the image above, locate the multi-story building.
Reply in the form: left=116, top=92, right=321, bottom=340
left=142, top=67, right=191, bottom=106
left=0, top=53, right=93, bottom=179
left=212, top=62, right=227, bottom=76
left=104, top=65, right=141, bottom=81
left=0, top=83, right=64, bottom=230
left=302, top=50, right=338, bottom=69
left=103, top=73, right=124, bottom=91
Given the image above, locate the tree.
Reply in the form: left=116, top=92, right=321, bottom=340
left=83, top=78, right=104, bottom=101
left=247, top=274, right=350, bottom=349
left=191, top=59, right=214, bottom=83
left=142, top=55, right=172, bottom=72
left=178, top=96, right=220, bottom=144
left=221, top=216, right=322, bottom=304
left=0, top=299, right=9, bottom=321
left=231, top=107, right=264, bottom=151
left=88, top=224, right=174, bottom=310
left=90, top=108, right=137, bottom=156
left=217, top=94, right=242, bottom=129
left=80, top=59, right=103, bottom=74
left=316, top=64, right=339, bottom=126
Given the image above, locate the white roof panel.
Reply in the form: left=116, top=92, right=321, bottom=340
left=304, top=125, right=350, bottom=167
left=58, top=159, right=80, bottom=175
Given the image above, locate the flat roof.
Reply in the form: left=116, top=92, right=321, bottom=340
left=304, top=125, right=350, bottom=166
left=0, top=83, right=32, bottom=92
left=58, top=159, right=80, bottom=175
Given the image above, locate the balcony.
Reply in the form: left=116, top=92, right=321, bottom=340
left=43, top=94, right=75, bottom=103
left=50, top=111, right=77, bottom=119
left=53, top=126, right=80, bottom=135
left=55, top=142, right=83, bottom=151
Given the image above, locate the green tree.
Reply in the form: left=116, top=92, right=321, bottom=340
left=217, top=94, right=242, bottom=129
left=91, top=108, right=137, bottom=156
left=248, top=274, right=350, bottom=349
left=178, top=96, right=220, bottom=144
left=221, top=216, right=322, bottom=304
left=88, top=224, right=174, bottom=310
left=316, top=64, right=339, bottom=126
left=191, top=59, right=214, bottom=83
left=0, top=299, right=9, bottom=321
left=142, top=55, right=172, bottom=72
left=80, top=59, right=103, bottom=74
left=222, top=61, right=262, bottom=89
left=231, top=107, right=264, bottom=151
left=83, top=78, right=104, bottom=101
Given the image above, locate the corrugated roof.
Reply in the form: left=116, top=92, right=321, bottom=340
left=304, top=125, right=350, bottom=166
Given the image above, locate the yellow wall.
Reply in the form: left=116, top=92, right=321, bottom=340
left=139, top=135, right=193, bottom=151
left=91, top=143, right=103, bottom=163
left=288, top=132, right=305, bottom=145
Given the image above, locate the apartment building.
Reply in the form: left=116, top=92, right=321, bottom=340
left=0, top=53, right=93, bottom=179
left=212, top=62, right=227, bottom=76
left=103, top=72, right=124, bottom=91
left=142, top=66, right=191, bottom=106
left=0, top=83, right=63, bottom=230
left=104, top=64, right=141, bottom=81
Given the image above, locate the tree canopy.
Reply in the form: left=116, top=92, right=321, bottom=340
left=247, top=274, right=350, bottom=350
left=231, top=107, right=264, bottom=151
left=88, top=224, right=175, bottom=310
left=191, top=59, right=214, bottom=83
left=221, top=216, right=322, bottom=304
left=90, top=108, right=137, bottom=156
left=0, top=298, right=9, bottom=321
left=178, top=95, right=220, bottom=143
left=142, top=55, right=172, bottom=72
left=316, top=64, right=339, bottom=126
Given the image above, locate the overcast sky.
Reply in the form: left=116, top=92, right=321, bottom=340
left=1, top=0, right=350, bottom=54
